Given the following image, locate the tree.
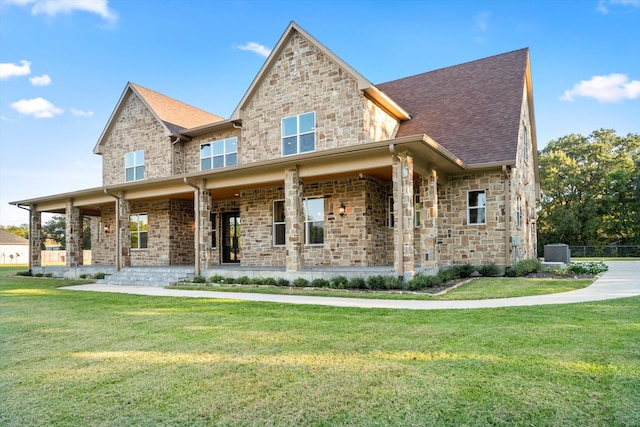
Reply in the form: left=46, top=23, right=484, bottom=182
left=41, top=215, right=93, bottom=250
left=0, top=224, right=29, bottom=239
left=538, top=129, right=640, bottom=248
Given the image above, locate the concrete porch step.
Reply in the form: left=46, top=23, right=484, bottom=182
left=97, top=266, right=194, bottom=287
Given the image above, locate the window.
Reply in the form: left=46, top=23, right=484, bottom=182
left=211, top=213, right=218, bottom=248
left=273, top=200, right=286, bottom=246
left=468, top=190, right=486, bottom=225
left=388, top=196, right=394, bottom=228
left=130, top=214, right=148, bottom=249
left=201, top=137, right=237, bottom=170
left=282, top=112, right=315, bottom=156
left=304, top=197, right=324, bottom=245
left=516, top=196, right=522, bottom=227
left=415, top=195, right=421, bottom=228
left=125, top=150, right=144, bottom=182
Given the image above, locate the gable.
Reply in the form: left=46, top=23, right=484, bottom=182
left=377, top=49, right=529, bottom=165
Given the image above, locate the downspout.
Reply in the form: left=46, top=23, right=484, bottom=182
left=16, top=204, right=33, bottom=274
left=389, top=144, right=404, bottom=279
left=503, top=165, right=511, bottom=268
left=184, top=178, right=201, bottom=277
left=104, top=190, right=121, bottom=271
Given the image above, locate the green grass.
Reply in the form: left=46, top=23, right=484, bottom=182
left=1, top=277, right=639, bottom=426
left=171, top=277, right=593, bottom=301
left=0, top=265, right=29, bottom=276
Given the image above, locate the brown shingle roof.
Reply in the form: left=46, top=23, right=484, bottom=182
left=0, top=229, right=28, bottom=245
left=130, top=83, right=225, bottom=133
left=377, top=48, right=529, bottom=165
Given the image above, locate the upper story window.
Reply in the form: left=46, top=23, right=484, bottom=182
left=304, top=197, right=324, bottom=245
left=125, top=150, right=144, bottom=182
left=468, top=190, right=486, bottom=225
left=282, top=112, right=315, bottom=156
left=201, top=137, right=237, bottom=170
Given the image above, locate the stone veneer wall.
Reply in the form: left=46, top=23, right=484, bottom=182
left=238, top=31, right=399, bottom=164
left=169, top=200, right=195, bottom=265
left=92, top=206, right=116, bottom=265
left=101, top=93, right=172, bottom=185
left=437, top=172, right=507, bottom=266
left=364, top=177, right=391, bottom=266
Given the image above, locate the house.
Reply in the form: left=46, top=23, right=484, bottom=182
left=0, top=229, right=29, bottom=264
left=10, top=22, right=539, bottom=280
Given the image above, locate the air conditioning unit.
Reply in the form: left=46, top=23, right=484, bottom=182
left=544, top=244, right=571, bottom=263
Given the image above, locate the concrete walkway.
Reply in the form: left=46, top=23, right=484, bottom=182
left=62, top=261, right=640, bottom=310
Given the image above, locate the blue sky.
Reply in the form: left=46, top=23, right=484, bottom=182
left=1, top=0, right=639, bottom=226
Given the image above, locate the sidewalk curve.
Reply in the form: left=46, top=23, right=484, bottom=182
left=62, top=261, right=640, bottom=310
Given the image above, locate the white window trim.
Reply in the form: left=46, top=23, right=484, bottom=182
left=516, top=195, right=522, bottom=227
left=125, top=150, right=144, bottom=182
left=281, top=112, right=316, bottom=157
left=130, top=213, right=148, bottom=250
left=467, top=190, right=486, bottom=225
left=200, top=137, right=238, bottom=170
left=414, top=194, right=421, bottom=228
left=304, top=197, right=324, bottom=246
left=273, top=200, right=286, bottom=247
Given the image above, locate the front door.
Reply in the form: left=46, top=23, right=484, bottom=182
left=222, top=212, right=241, bottom=263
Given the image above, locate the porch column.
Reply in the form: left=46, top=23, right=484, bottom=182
left=199, top=187, right=214, bottom=270
left=65, top=200, right=83, bottom=267
left=285, top=166, right=304, bottom=271
left=30, top=208, right=42, bottom=268
left=119, top=198, right=131, bottom=268
left=420, top=169, right=438, bottom=269
left=392, top=151, right=415, bottom=280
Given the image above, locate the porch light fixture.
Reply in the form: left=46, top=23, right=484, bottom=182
left=339, top=203, right=346, bottom=217
left=103, top=224, right=112, bottom=234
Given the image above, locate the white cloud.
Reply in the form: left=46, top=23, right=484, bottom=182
left=474, top=11, right=491, bottom=32
left=4, top=0, right=117, bottom=23
left=236, top=42, right=272, bottom=58
left=598, top=0, right=640, bottom=14
left=561, top=73, right=640, bottom=102
left=71, top=107, right=93, bottom=117
left=0, top=60, right=31, bottom=79
left=29, top=74, right=51, bottom=86
left=10, top=97, right=63, bottom=118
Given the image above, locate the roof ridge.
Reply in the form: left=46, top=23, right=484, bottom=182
left=377, top=47, right=529, bottom=86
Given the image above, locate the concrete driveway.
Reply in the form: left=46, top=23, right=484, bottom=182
left=62, top=261, right=640, bottom=310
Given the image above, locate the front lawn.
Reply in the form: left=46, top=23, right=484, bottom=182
left=1, top=277, right=638, bottom=426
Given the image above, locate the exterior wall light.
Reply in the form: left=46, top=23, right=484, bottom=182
left=339, top=203, right=346, bottom=217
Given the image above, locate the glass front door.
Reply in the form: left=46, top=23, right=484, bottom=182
left=222, top=212, right=241, bottom=263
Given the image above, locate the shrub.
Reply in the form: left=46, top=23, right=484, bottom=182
left=34, top=273, right=44, bottom=277
left=93, top=272, right=106, bottom=280
left=223, top=277, right=237, bottom=284
left=16, top=271, right=32, bottom=276
left=293, top=278, right=309, bottom=288
left=329, top=276, right=349, bottom=289
left=457, top=264, right=476, bottom=278
left=407, top=273, right=444, bottom=291
left=385, top=276, right=403, bottom=290
left=192, top=275, right=206, bottom=283
left=262, top=277, right=277, bottom=287
left=311, top=278, right=329, bottom=288
left=276, top=278, right=290, bottom=287
left=348, top=277, right=367, bottom=290
left=478, top=263, right=501, bottom=277
left=566, top=261, right=608, bottom=275
left=366, top=275, right=387, bottom=290
left=208, top=275, right=225, bottom=284
left=236, top=276, right=251, bottom=285
left=44, top=273, right=53, bottom=278
left=505, top=259, right=542, bottom=277
left=437, top=267, right=459, bottom=282
left=79, top=273, right=88, bottom=279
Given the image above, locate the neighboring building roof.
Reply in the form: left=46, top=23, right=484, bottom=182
left=129, top=83, right=224, bottom=133
left=377, top=48, right=529, bottom=165
left=0, top=229, right=29, bottom=245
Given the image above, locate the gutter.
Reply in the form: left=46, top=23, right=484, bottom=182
left=389, top=143, right=404, bottom=279
left=104, top=190, right=121, bottom=271
left=183, top=178, right=201, bottom=277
